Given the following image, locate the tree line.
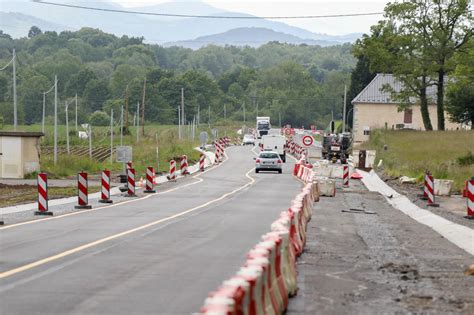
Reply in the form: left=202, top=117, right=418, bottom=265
left=0, top=27, right=354, bottom=130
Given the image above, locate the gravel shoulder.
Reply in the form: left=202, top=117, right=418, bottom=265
left=287, top=179, right=474, bottom=314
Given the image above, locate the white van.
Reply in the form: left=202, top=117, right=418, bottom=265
left=262, top=135, right=286, bottom=162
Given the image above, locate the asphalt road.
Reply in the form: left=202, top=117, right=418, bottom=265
left=0, top=145, right=301, bottom=314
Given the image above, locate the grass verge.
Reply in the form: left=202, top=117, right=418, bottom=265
left=0, top=184, right=100, bottom=208
left=359, top=129, right=474, bottom=192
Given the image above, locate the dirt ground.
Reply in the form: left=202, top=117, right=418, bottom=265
left=287, top=180, right=474, bottom=314
left=0, top=183, right=100, bottom=207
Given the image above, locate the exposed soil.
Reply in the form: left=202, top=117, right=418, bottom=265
left=287, top=180, right=474, bottom=314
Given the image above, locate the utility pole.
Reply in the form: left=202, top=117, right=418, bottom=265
left=208, top=105, right=211, bottom=129
left=178, top=106, right=181, bottom=140
left=141, top=77, right=146, bottom=136
left=42, top=92, right=46, bottom=133
left=197, top=105, right=200, bottom=125
left=243, top=101, right=246, bottom=123
left=279, top=112, right=281, bottom=127
left=136, top=102, right=140, bottom=143
left=75, top=93, right=78, bottom=131
left=256, top=102, right=259, bottom=117
left=124, top=85, right=129, bottom=131
left=110, top=108, right=114, bottom=164
left=53, top=75, right=58, bottom=165
left=89, top=124, right=92, bottom=159
left=12, top=49, right=17, bottom=130
left=342, top=84, right=347, bottom=133
left=120, top=105, right=124, bottom=146
left=65, top=100, right=70, bottom=154
left=181, top=88, right=185, bottom=127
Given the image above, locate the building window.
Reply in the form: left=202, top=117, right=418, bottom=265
left=404, top=109, right=413, bottom=124
left=363, top=126, right=371, bottom=135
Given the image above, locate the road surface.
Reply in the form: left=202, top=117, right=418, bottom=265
left=0, top=145, right=301, bottom=314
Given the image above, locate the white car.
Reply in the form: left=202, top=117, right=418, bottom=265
left=242, top=134, right=255, bottom=145
left=254, top=151, right=283, bottom=174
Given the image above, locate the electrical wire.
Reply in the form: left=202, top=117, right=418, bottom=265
left=32, top=0, right=384, bottom=19
left=0, top=56, right=14, bottom=71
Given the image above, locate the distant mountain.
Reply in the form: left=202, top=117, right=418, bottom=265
left=0, top=12, right=72, bottom=38
left=0, top=0, right=362, bottom=45
left=164, top=27, right=337, bottom=49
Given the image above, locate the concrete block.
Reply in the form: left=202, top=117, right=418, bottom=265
left=434, top=179, right=453, bottom=196
left=316, top=178, right=336, bottom=197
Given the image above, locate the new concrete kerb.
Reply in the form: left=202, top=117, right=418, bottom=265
left=359, top=169, right=473, bottom=256
left=0, top=149, right=216, bottom=215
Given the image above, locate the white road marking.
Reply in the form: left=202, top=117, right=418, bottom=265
left=0, top=167, right=256, bottom=279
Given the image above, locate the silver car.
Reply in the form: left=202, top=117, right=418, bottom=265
left=242, top=134, right=255, bottom=145
left=255, top=151, right=282, bottom=174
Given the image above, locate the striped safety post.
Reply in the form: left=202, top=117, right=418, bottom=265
left=144, top=167, right=156, bottom=193
left=425, top=174, right=439, bottom=207
left=420, top=172, right=429, bottom=200
left=200, top=153, right=205, bottom=172
left=169, top=160, right=177, bottom=181
left=180, top=155, right=189, bottom=175
left=126, top=168, right=137, bottom=196
left=99, top=169, right=113, bottom=203
left=343, top=164, right=349, bottom=187
left=75, top=171, right=92, bottom=209
left=35, top=172, right=53, bottom=215
left=467, top=177, right=474, bottom=218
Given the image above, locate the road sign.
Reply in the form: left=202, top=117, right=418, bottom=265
left=302, top=135, right=314, bottom=147
left=199, top=131, right=208, bottom=148
left=284, top=128, right=292, bottom=136
left=116, top=146, right=132, bottom=162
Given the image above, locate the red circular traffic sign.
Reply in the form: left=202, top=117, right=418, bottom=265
left=302, top=135, right=314, bottom=147
left=284, top=128, right=292, bottom=136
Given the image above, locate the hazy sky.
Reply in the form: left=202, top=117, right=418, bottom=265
left=110, top=0, right=390, bottom=35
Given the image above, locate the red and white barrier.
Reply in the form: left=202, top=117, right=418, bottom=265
left=425, top=174, right=439, bottom=207
left=75, top=171, right=92, bottom=209
left=126, top=161, right=132, bottom=170
left=127, top=168, right=136, bottom=197
left=99, top=169, right=113, bottom=203
left=201, top=167, right=318, bottom=314
left=343, top=164, right=349, bottom=187
left=199, top=154, right=205, bottom=172
left=467, top=177, right=474, bottom=218
left=169, top=160, right=176, bottom=181
left=35, top=172, right=52, bottom=215
left=180, top=155, right=189, bottom=175
left=144, top=166, right=156, bottom=193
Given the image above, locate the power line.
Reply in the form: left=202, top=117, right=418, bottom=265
left=32, top=1, right=384, bottom=19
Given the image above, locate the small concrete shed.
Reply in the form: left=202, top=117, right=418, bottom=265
left=0, top=131, right=44, bottom=178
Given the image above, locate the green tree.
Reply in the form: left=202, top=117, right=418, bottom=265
left=89, top=110, right=110, bottom=126
left=384, top=0, right=473, bottom=130
left=83, top=79, right=110, bottom=112
left=28, top=26, right=43, bottom=38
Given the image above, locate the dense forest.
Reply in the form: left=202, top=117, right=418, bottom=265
left=0, top=27, right=355, bottom=129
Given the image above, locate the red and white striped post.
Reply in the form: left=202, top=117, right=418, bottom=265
left=169, top=160, right=177, bottom=181
left=199, top=153, right=205, bottom=172
left=99, top=169, right=113, bottom=203
left=144, top=166, right=156, bottom=193
left=343, top=164, right=349, bottom=187
left=420, top=172, right=429, bottom=200
left=35, top=172, right=53, bottom=215
left=425, top=174, right=439, bottom=207
left=126, top=168, right=136, bottom=197
left=180, top=155, right=189, bottom=175
left=467, top=177, right=474, bottom=218
left=75, top=171, right=92, bottom=209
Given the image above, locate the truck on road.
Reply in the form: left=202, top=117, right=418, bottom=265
left=262, top=134, right=286, bottom=162
left=256, top=116, right=270, bottom=138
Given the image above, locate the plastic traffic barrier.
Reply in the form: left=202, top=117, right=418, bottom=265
left=144, top=166, right=156, bottom=193
left=180, top=155, right=189, bottom=175
left=35, top=172, right=53, bottom=215
left=467, top=177, right=474, bottom=218
left=126, top=168, right=137, bottom=197
left=169, top=160, right=176, bottom=181
left=99, top=169, right=113, bottom=203
left=75, top=171, right=92, bottom=209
